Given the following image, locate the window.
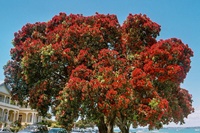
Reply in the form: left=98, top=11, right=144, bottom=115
left=0, top=95, right=4, bottom=102
left=29, top=114, right=32, bottom=122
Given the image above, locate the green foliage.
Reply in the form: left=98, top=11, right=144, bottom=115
left=75, top=119, right=95, bottom=129
left=149, top=98, right=160, bottom=109
left=37, top=119, right=56, bottom=127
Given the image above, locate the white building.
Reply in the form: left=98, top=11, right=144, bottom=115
left=0, top=83, right=42, bottom=127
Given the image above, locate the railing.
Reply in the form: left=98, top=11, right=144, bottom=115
left=0, top=101, right=36, bottom=112
left=0, top=101, right=19, bottom=109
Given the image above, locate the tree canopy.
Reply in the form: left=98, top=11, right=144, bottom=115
left=4, top=13, right=194, bottom=133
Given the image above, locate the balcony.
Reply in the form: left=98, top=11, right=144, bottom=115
left=0, top=101, right=19, bottom=110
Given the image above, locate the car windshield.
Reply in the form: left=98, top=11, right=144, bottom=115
left=49, top=128, right=65, bottom=133
left=23, top=125, right=40, bottom=132
left=26, top=126, right=36, bottom=129
left=0, top=129, right=10, bottom=132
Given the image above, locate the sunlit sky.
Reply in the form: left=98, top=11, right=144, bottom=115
left=0, top=0, right=200, bottom=127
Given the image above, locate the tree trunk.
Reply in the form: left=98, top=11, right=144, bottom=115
left=118, top=126, right=129, bottom=133
left=107, top=122, right=114, bottom=133
left=97, top=114, right=116, bottom=133
left=115, top=116, right=131, bottom=133
left=97, top=117, right=107, bottom=133
left=107, top=113, right=116, bottom=133
left=98, top=123, right=107, bottom=133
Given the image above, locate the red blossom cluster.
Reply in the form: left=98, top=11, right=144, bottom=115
left=143, top=38, right=193, bottom=83
left=29, top=80, right=51, bottom=115
left=121, top=14, right=161, bottom=54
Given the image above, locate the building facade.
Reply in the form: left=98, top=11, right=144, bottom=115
left=0, top=83, right=42, bottom=126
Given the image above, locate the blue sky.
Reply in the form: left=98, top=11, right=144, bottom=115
left=0, top=0, right=200, bottom=127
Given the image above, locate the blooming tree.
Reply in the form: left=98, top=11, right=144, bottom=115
left=4, top=13, right=193, bottom=133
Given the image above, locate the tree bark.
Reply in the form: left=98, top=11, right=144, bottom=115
left=97, top=117, right=107, bottom=133
left=107, top=120, right=114, bottom=133
left=97, top=114, right=116, bottom=133
left=115, top=116, right=130, bottom=133
left=118, top=126, right=129, bottom=133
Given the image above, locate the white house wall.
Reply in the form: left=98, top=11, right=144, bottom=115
left=0, top=83, right=42, bottom=126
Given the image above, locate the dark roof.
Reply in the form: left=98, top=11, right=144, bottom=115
left=0, top=82, right=11, bottom=94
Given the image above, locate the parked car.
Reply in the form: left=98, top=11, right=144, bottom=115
left=71, top=129, right=98, bottom=133
left=18, top=124, right=48, bottom=133
left=48, top=128, right=67, bottom=133
left=0, top=128, right=12, bottom=133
